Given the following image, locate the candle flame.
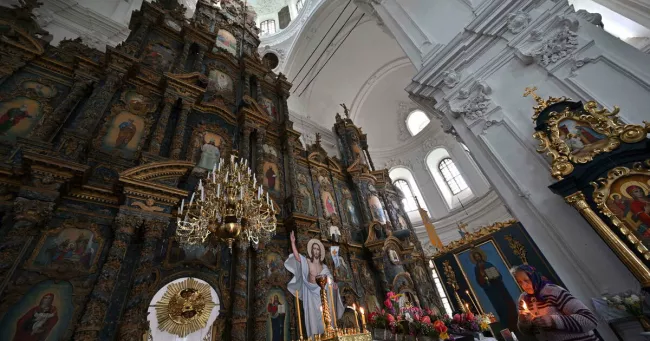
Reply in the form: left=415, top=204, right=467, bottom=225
left=522, top=301, right=528, bottom=311
left=352, top=303, right=356, bottom=310
left=360, top=307, right=364, bottom=314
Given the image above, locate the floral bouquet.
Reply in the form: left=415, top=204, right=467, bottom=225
left=448, top=312, right=480, bottom=334
left=602, top=292, right=644, bottom=317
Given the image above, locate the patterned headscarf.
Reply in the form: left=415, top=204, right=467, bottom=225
left=514, top=264, right=552, bottom=301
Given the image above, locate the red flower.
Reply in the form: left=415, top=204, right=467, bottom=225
left=453, top=314, right=461, bottom=323
left=384, top=298, right=393, bottom=309
left=422, top=316, right=432, bottom=325
left=387, top=314, right=395, bottom=323
left=434, top=320, right=448, bottom=333
left=466, top=312, right=475, bottom=321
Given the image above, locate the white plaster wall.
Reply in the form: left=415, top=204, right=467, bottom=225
left=384, top=1, right=650, bottom=339
left=397, top=0, right=475, bottom=45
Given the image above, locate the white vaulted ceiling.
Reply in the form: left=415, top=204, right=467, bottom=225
left=283, top=0, right=426, bottom=152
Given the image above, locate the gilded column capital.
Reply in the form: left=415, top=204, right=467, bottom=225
left=565, top=191, right=588, bottom=209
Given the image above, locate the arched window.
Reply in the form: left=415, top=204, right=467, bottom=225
left=430, top=260, right=454, bottom=316
left=438, top=158, right=468, bottom=195
left=406, top=110, right=430, bottom=136
left=296, top=0, right=304, bottom=11
left=389, top=167, right=428, bottom=214
left=393, top=179, right=417, bottom=212
left=260, top=20, right=277, bottom=35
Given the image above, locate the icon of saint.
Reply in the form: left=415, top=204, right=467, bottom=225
left=13, top=293, right=58, bottom=341
left=115, top=118, right=137, bottom=149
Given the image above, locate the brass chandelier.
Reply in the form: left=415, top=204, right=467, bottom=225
left=176, top=155, right=277, bottom=250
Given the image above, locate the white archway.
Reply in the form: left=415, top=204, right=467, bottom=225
left=147, top=277, right=220, bottom=341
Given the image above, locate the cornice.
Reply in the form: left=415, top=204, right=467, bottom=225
left=368, top=121, right=450, bottom=159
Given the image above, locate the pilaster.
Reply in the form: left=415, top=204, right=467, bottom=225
left=73, top=214, right=143, bottom=341
left=148, top=96, right=177, bottom=155
left=170, top=102, right=193, bottom=159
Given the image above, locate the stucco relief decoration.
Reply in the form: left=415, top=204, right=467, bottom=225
left=452, top=81, right=494, bottom=122
left=442, top=70, right=460, bottom=88
left=532, top=18, right=579, bottom=67
left=382, top=157, right=412, bottom=171
left=507, top=11, right=530, bottom=34
left=397, top=101, right=421, bottom=141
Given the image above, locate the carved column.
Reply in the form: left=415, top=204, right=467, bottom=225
left=231, top=242, right=249, bottom=341
left=6, top=197, right=55, bottom=237
left=148, top=97, right=176, bottom=155
left=174, top=40, right=192, bottom=73
left=29, top=78, right=92, bottom=141
left=170, top=102, right=192, bottom=159
left=117, top=219, right=167, bottom=341
left=239, top=126, right=253, bottom=161
left=123, top=18, right=152, bottom=56
left=74, top=69, right=124, bottom=135
left=566, top=192, right=650, bottom=286
left=74, top=214, right=143, bottom=341
left=193, top=44, right=207, bottom=72
left=254, top=130, right=266, bottom=184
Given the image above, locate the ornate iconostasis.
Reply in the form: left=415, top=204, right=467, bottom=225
left=0, top=1, right=441, bottom=340
left=432, top=221, right=564, bottom=339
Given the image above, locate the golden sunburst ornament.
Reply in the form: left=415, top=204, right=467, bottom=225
left=154, top=278, right=216, bottom=337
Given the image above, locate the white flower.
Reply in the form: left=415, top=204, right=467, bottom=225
left=631, top=295, right=640, bottom=302
left=624, top=297, right=634, bottom=306
left=612, top=295, right=622, bottom=303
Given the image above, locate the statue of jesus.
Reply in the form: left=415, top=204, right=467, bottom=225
left=285, top=231, right=343, bottom=337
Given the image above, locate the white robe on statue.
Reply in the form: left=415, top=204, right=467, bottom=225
left=285, top=254, right=344, bottom=338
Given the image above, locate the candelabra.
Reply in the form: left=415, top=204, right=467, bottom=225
left=175, top=155, right=277, bottom=250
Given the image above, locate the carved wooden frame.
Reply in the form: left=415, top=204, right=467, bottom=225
left=92, top=102, right=155, bottom=160
left=139, top=38, right=177, bottom=73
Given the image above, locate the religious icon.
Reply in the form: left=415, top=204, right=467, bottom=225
left=142, top=43, right=176, bottom=72
left=457, top=242, right=520, bottom=331
left=29, top=227, right=101, bottom=271
left=0, top=97, right=41, bottom=141
left=0, top=280, right=73, bottom=341
left=330, top=246, right=350, bottom=281
left=298, top=185, right=315, bottom=215
left=286, top=232, right=343, bottom=338
left=329, top=225, right=341, bottom=243
left=605, top=175, right=650, bottom=248
left=368, top=195, right=386, bottom=224
left=196, top=137, right=221, bottom=170
left=266, top=252, right=285, bottom=280
left=123, top=91, right=153, bottom=115
left=345, top=199, right=359, bottom=226
left=388, top=248, right=400, bottom=264
left=215, top=29, right=237, bottom=56
left=263, top=162, right=280, bottom=194
left=207, top=69, right=234, bottom=94
left=267, top=292, right=286, bottom=341
left=261, top=97, right=278, bottom=120
left=557, top=119, right=608, bottom=157
left=102, top=111, right=145, bottom=153
left=22, top=81, right=57, bottom=98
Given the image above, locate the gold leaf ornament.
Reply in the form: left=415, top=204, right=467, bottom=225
left=154, top=278, right=216, bottom=337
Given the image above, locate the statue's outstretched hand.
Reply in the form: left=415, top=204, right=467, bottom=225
left=290, top=231, right=296, bottom=244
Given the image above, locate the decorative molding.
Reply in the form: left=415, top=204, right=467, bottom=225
left=259, top=45, right=286, bottom=71
left=530, top=17, right=580, bottom=67
left=575, top=9, right=604, bottom=28
left=397, top=101, right=421, bottom=141
left=381, top=157, right=412, bottom=171
left=442, top=70, right=460, bottom=88
left=569, top=56, right=595, bottom=77
left=450, top=81, right=498, bottom=123
left=507, top=11, right=530, bottom=34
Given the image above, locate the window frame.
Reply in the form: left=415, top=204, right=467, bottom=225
left=405, top=109, right=430, bottom=136
left=393, top=179, right=418, bottom=212
left=438, top=157, right=468, bottom=195
left=260, top=19, right=277, bottom=36
left=430, top=260, right=454, bottom=316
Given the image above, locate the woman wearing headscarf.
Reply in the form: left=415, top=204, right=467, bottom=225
left=512, top=264, right=599, bottom=341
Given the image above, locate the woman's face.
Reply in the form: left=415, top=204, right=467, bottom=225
left=515, top=271, right=535, bottom=295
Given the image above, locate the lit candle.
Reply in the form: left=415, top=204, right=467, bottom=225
left=212, top=169, right=216, bottom=183
left=217, top=184, right=221, bottom=198
left=359, top=307, right=366, bottom=333
left=189, top=192, right=195, bottom=206
left=240, top=187, right=243, bottom=200
left=465, top=303, right=470, bottom=313
left=180, top=199, right=184, bottom=214
left=296, top=290, right=303, bottom=340
left=352, top=304, right=360, bottom=333
left=201, top=186, right=205, bottom=201
left=253, top=177, right=256, bottom=187
left=328, top=277, right=337, bottom=330
left=266, top=192, right=269, bottom=204
left=522, top=301, right=531, bottom=316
